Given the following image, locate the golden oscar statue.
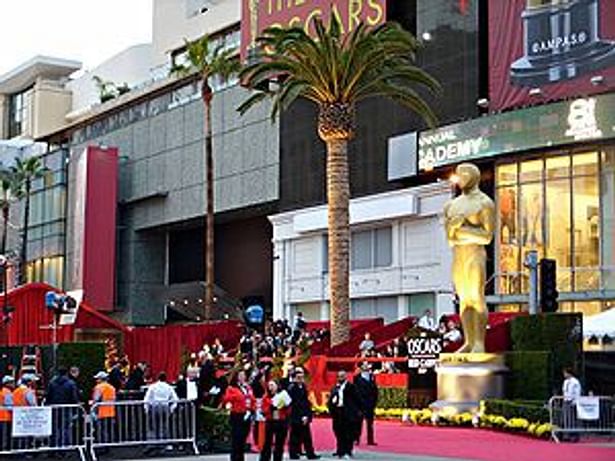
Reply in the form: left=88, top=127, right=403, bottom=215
left=432, top=163, right=506, bottom=417
left=444, top=162, right=495, bottom=353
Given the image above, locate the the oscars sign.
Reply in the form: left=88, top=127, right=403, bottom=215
left=241, top=0, right=387, bottom=59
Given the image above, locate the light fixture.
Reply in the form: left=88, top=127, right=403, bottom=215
left=197, top=298, right=203, bottom=304
left=590, top=75, right=604, bottom=86
left=183, top=299, right=189, bottom=305
left=421, top=31, right=432, bottom=41
left=476, top=98, right=489, bottom=109
left=528, top=87, right=542, bottom=96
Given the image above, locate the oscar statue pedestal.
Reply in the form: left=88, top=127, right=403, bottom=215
left=430, top=353, right=507, bottom=415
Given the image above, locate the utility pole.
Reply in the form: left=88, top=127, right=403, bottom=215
left=524, top=250, right=538, bottom=315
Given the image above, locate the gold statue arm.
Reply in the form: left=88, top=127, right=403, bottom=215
left=447, top=201, right=495, bottom=246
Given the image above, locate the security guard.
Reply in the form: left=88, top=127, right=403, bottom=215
left=91, top=371, right=117, bottom=443
left=0, top=376, right=15, bottom=450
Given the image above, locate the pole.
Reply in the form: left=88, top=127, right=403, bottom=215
left=52, top=311, right=59, bottom=371
left=524, top=250, right=539, bottom=314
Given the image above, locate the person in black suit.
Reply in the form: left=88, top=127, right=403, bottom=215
left=328, top=371, right=362, bottom=459
left=354, top=362, right=378, bottom=445
left=287, top=367, right=319, bottom=460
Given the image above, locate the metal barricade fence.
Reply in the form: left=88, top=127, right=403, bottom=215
left=0, top=403, right=87, bottom=460
left=549, top=395, right=615, bottom=442
left=89, top=398, right=198, bottom=460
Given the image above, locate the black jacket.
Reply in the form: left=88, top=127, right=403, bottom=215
left=287, top=382, right=313, bottom=424
left=354, top=374, right=379, bottom=418
left=328, top=381, right=362, bottom=422
left=46, top=375, right=80, bottom=404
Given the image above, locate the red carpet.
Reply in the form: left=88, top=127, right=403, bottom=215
left=310, top=418, right=615, bottom=461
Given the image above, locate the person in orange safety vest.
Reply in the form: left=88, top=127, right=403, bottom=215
left=0, top=376, right=15, bottom=450
left=91, top=371, right=116, bottom=443
left=13, top=374, right=38, bottom=407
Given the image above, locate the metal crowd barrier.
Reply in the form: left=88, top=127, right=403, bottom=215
left=0, top=403, right=87, bottom=460
left=89, top=398, right=198, bottom=460
left=549, top=395, right=615, bottom=442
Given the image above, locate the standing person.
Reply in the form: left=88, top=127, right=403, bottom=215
left=13, top=374, right=38, bottom=448
left=126, top=362, right=146, bottom=395
left=260, top=380, right=292, bottom=461
left=417, top=309, right=436, bottom=331
left=91, top=371, right=116, bottom=444
left=358, top=333, right=374, bottom=355
left=198, top=353, right=216, bottom=405
left=0, top=376, right=15, bottom=450
left=144, top=372, right=179, bottom=450
left=287, top=367, right=319, bottom=460
left=108, top=361, right=125, bottom=391
left=354, top=363, right=378, bottom=445
left=47, top=367, right=81, bottom=447
left=222, top=370, right=255, bottom=461
left=328, top=371, right=361, bottom=459
left=562, top=368, right=582, bottom=442
left=13, top=374, right=38, bottom=407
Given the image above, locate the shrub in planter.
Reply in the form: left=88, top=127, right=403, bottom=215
left=505, top=351, right=551, bottom=400
left=376, top=387, right=407, bottom=409
left=198, top=406, right=231, bottom=453
left=481, top=399, right=549, bottom=424
left=511, top=313, right=583, bottom=392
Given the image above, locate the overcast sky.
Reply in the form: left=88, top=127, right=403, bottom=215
left=0, top=0, right=152, bottom=76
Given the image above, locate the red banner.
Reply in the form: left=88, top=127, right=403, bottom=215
left=241, top=0, right=387, bottom=59
left=489, top=0, right=615, bottom=111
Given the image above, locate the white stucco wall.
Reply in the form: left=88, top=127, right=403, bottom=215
left=269, top=182, right=455, bottom=323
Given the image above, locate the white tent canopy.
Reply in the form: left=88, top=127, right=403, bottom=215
left=584, top=308, right=615, bottom=338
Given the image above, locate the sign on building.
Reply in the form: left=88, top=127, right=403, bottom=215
left=489, top=0, right=615, bottom=111
left=12, top=407, right=52, bottom=437
left=417, top=92, right=615, bottom=172
left=240, top=0, right=387, bottom=59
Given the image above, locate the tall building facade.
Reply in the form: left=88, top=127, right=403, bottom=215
left=4, top=0, right=610, bottom=326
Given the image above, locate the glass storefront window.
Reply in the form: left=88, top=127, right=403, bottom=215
left=601, top=149, right=615, bottom=290
left=545, top=178, right=572, bottom=291
left=546, top=155, right=570, bottom=179
left=26, top=256, right=64, bottom=288
left=519, top=159, right=543, bottom=183
left=496, top=149, right=609, bottom=310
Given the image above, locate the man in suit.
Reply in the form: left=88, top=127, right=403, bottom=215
left=328, top=371, right=361, bottom=459
left=287, top=367, right=319, bottom=460
left=354, top=362, right=378, bottom=445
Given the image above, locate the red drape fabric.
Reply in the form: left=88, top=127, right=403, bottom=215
left=0, top=283, right=129, bottom=346
left=124, top=321, right=243, bottom=379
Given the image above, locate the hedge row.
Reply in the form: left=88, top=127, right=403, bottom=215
left=482, top=399, right=550, bottom=424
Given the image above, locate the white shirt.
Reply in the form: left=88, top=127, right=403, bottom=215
left=443, top=328, right=462, bottom=342
left=336, top=381, right=347, bottom=407
left=144, top=380, right=179, bottom=409
left=563, top=376, right=581, bottom=402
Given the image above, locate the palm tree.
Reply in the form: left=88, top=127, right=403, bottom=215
left=239, top=18, right=439, bottom=345
left=12, top=156, right=46, bottom=285
left=0, top=169, right=17, bottom=256
left=173, top=36, right=240, bottom=321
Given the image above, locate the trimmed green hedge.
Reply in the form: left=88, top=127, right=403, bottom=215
left=505, top=351, right=551, bottom=400
left=377, top=387, right=408, bottom=409
left=482, top=399, right=549, bottom=424
left=57, top=342, right=105, bottom=402
left=198, top=406, right=231, bottom=453
left=511, top=313, right=583, bottom=392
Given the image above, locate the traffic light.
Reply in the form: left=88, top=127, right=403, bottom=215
left=539, top=258, right=558, bottom=313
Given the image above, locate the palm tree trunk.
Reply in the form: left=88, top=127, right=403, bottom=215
left=1, top=205, right=8, bottom=255
left=326, top=138, right=350, bottom=346
left=203, top=85, right=215, bottom=321
left=19, top=182, right=30, bottom=285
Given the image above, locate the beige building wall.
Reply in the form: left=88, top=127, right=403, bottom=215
left=152, top=0, right=240, bottom=68
left=0, top=94, right=6, bottom=138
left=31, top=79, right=72, bottom=138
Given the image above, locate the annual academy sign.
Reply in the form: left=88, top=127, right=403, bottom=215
left=417, top=92, right=615, bottom=172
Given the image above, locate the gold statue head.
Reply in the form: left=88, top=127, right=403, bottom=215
left=455, top=163, right=481, bottom=192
